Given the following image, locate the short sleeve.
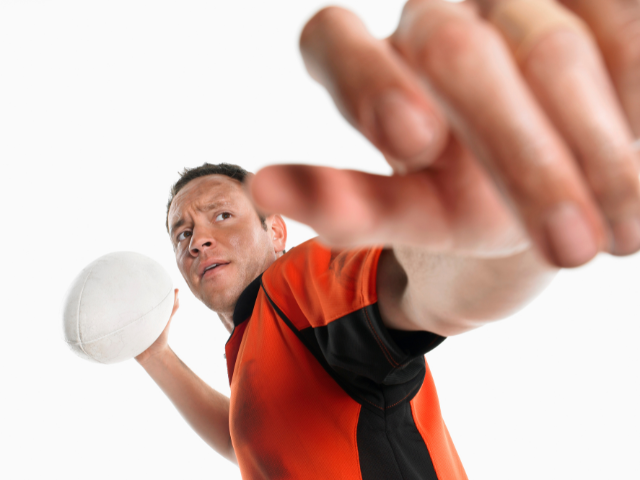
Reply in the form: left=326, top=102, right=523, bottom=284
left=261, top=238, right=445, bottom=388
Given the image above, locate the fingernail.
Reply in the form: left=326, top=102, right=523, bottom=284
left=544, top=203, right=599, bottom=267
left=374, top=91, right=435, bottom=160
left=610, top=216, right=640, bottom=256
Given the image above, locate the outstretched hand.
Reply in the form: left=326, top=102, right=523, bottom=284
left=250, top=0, right=640, bottom=268
left=135, top=289, right=179, bottom=365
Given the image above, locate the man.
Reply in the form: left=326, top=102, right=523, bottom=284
left=138, top=160, right=555, bottom=479
left=137, top=0, right=640, bottom=478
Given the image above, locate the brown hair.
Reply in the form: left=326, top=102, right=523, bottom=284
left=166, top=163, right=266, bottom=232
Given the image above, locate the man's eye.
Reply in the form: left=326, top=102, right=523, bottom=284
left=176, top=231, right=192, bottom=242
left=215, top=212, right=231, bottom=222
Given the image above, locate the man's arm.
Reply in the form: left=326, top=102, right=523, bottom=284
left=377, top=246, right=557, bottom=337
left=250, top=0, right=640, bottom=339
left=135, top=291, right=236, bottom=464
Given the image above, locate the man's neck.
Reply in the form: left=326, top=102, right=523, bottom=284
left=218, top=311, right=235, bottom=334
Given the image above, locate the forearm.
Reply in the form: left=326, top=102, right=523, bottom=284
left=378, top=245, right=558, bottom=336
left=137, top=347, right=236, bottom=464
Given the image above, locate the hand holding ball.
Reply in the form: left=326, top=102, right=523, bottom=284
left=63, top=252, right=175, bottom=364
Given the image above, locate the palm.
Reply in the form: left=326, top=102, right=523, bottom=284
left=135, top=289, right=179, bottom=364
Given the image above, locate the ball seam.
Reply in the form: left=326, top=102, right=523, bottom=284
left=66, top=287, right=174, bottom=346
left=75, top=263, right=96, bottom=360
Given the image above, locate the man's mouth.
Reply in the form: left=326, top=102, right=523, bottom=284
left=202, top=262, right=229, bottom=277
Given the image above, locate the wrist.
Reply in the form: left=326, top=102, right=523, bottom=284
left=135, top=344, right=172, bottom=368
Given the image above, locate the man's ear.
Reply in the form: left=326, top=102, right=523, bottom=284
left=268, top=214, right=287, bottom=254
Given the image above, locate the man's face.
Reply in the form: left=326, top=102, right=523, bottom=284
left=168, top=174, right=276, bottom=316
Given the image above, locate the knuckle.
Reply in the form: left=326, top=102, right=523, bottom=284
left=430, top=20, right=477, bottom=56
left=589, top=167, right=640, bottom=216
left=419, top=19, right=500, bottom=76
left=526, top=29, right=587, bottom=67
left=321, top=201, right=379, bottom=245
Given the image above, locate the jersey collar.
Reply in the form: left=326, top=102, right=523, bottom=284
left=232, top=273, right=263, bottom=327
left=225, top=273, right=263, bottom=385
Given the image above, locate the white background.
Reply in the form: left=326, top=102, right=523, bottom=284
left=1, top=1, right=639, bottom=479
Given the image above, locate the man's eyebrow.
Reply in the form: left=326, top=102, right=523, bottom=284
left=169, top=200, right=233, bottom=236
left=199, top=200, right=232, bottom=212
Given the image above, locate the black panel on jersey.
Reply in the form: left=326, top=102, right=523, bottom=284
left=260, top=283, right=367, bottom=404
left=232, top=274, right=263, bottom=327
left=387, top=328, right=447, bottom=358
left=260, top=281, right=444, bottom=480
left=358, top=403, right=439, bottom=480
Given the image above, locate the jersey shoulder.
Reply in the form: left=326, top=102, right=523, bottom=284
left=262, top=238, right=383, bottom=330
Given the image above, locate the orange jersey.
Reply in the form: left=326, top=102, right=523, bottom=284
left=225, top=239, right=468, bottom=480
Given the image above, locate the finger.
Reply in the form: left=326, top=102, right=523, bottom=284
left=487, top=0, right=640, bottom=255
left=170, top=288, right=179, bottom=319
left=391, top=0, right=608, bottom=267
left=160, top=290, right=179, bottom=335
left=300, top=6, right=449, bottom=173
left=558, top=0, right=640, bottom=136
left=250, top=140, right=528, bottom=257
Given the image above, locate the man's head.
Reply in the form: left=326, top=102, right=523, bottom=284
left=166, top=163, right=286, bottom=324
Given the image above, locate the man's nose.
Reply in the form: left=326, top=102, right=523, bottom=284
left=189, top=228, right=216, bottom=256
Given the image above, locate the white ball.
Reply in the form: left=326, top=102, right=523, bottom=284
left=63, top=251, right=174, bottom=364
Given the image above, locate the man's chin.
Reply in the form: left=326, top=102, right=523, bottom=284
left=200, top=284, right=242, bottom=316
